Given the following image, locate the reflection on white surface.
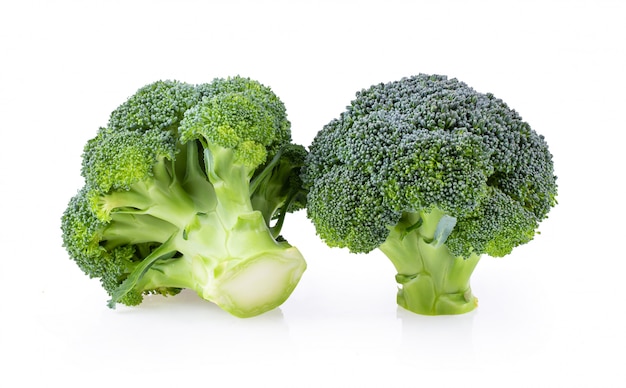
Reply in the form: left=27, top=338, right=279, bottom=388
left=396, top=308, right=477, bottom=364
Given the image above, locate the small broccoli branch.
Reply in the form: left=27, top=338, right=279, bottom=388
left=380, top=209, right=480, bottom=315
left=108, top=234, right=180, bottom=308
left=249, top=145, right=307, bottom=237
left=267, top=188, right=303, bottom=239
left=93, top=157, right=199, bottom=228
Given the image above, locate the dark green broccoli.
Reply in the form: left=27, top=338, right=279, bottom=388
left=302, top=74, right=557, bottom=315
left=61, top=77, right=307, bottom=317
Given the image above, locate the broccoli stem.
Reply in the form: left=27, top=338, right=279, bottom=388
left=195, top=144, right=306, bottom=316
left=110, top=143, right=305, bottom=317
left=104, top=142, right=306, bottom=316
left=162, top=206, right=305, bottom=317
left=109, top=206, right=306, bottom=317
left=203, top=145, right=256, bottom=222
left=380, top=210, right=480, bottom=315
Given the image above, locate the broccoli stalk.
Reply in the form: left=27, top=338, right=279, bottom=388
left=380, top=210, right=480, bottom=315
left=62, top=77, right=307, bottom=317
left=104, top=141, right=304, bottom=317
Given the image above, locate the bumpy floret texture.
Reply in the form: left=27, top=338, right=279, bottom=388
left=189, top=76, right=292, bottom=162
left=108, top=80, right=199, bottom=133
left=82, top=128, right=177, bottom=193
left=303, top=74, right=557, bottom=258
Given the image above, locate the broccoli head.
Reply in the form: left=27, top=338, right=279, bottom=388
left=61, top=76, right=307, bottom=317
left=302, top=74, right=557, bottom=315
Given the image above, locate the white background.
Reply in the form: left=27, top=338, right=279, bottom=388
left=1, top=0, right=624, bottom=386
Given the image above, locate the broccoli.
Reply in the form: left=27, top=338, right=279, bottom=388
left=61, top=76, right=307, bottom=318
left=302, top=74, right=557, bottom=315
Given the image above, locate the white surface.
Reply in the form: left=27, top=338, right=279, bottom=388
left=1, top=0, right=624, bottom=386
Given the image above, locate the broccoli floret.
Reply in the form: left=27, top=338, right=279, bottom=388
left=302, top=74, right=557, bottom=315
left=61, top=76, right=307, bottom=318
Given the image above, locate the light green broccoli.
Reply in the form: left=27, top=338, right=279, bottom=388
left=61, top=76, right=307, bottom=318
